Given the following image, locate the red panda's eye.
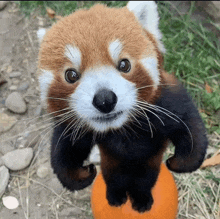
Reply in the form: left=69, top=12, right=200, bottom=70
left=118, top=59, right=131, bottom=73
left=65, top=68, right=80, bottom=83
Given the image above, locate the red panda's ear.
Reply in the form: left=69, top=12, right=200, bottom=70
left=127, top=1, right=165, bottom=53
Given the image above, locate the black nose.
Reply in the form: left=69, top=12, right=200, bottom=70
left=92, top=89, right=117, bottom=113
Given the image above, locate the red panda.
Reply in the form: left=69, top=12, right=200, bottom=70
left=37, top=1, right=208, bottom=212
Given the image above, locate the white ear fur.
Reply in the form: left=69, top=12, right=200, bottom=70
left=37, top=28, right=47, bottom=44
left=127, top=1, right=166, bottom=53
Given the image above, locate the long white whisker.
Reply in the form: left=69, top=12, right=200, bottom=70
left=47, top=97, right=71, bottom=101
left=137, top=83, right=177, bottom=90
left=135, top=106, right=153, bottom=138
left=27, top=113, right=74, bottom=171
left=123, top=122, right=139, bottom=137
left=34, top=112, right=78, bottom=158
left=4, top=107, right=72, bottom=138
left=152, top=104, right=194, bottom=154
left=126, top=109, right=150, bottom=134
left=77, top=121, right=89, bottom=141
left=137, top=100, right=194, bottom=155
left=71, top=119, right=85, bottom=144
left=25, top=107, right=73, bottom=128
left=53, top=112, right=78, bottom=151
left=62, top=118, right=78, bottom=137
left=129, top=110, right=143, bottom=127
left=137, top=105, right=165, bottom=126
left=137, top=101, right=180, bottom=124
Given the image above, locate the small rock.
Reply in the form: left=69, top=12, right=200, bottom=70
left=9, top=85, right=17, bottom=91
left=18, top=82, right=29, bottom=91
left=49, top=177, right=63, bottom=194
left=5, top=92, right=27, bottom=114
left=0, top=1, right=7, bottom=11
left=9, top=72, right=21, bottom=78
left=0, top=142, right=15, bottom=155
left=37, top=165, right=49, bottom=178
left=60, top=207, right=82, bottom=217
left=2, top=148, right=33, bottom=171
left=12, top=79, right=20, bottom=85
left=2, top=196, right=19, bottom=209
left=0, top=166, right=9, bottom=197
left=0, top=112, right=17, bottom=133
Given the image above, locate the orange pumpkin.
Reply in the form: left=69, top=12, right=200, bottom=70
left=91, top=163, right=178, bottom=219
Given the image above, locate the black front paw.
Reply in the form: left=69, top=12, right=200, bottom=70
left=129, top=192, right=154, bottom=213
left=107, top=189, right=127, bottom=207
left=166, top=155, right=204, bottom=173
left=56, top=164, right=97, bottom=191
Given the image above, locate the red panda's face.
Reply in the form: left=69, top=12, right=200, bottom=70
left=38, top=3, right=165, bottom=132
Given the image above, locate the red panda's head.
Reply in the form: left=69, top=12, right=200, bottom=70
left=38, top=1, right=166, bottom=133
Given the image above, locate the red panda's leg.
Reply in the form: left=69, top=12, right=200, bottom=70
left=127, top=153, right=163, bottom=212
left=99, top=145, right=163, bottom=212
left=106, top=173, right=129, bottom=206
left=99, top=146, right=129, bottom=206
left=51, top=124, right=96, bottom=191
left=127, top=169, right=158, bottom=212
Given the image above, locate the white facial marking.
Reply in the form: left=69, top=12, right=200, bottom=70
left=65, top=44, right=81, bottom=70
left=38, top=70, right=54, bottom=104
left=108, top=39, right=123, bottom=63
left=70, top=66, right=137, bottom=132
left=141, top=57, right=160, bottom=87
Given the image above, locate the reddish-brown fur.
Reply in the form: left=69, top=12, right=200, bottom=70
left=38, top=4, right=163, bottom=115
left=38, top=3, right=172, bottom=182
left=41, top=4, right=208, bottom=213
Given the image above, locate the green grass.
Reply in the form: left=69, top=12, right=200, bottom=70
left=17, top=1, right=220, bottom=134
left=17, top=1, right=127, bottom=17
left=157, top=1, right=220, bottom=135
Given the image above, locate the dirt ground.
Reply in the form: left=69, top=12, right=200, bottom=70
left=0, top=2, right=219, bottom=219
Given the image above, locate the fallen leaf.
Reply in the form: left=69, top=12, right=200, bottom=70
left=205, top=82, right=213, bottom=93
left=201, top=153, right=220, bottom=168
left=0, top=79, right=7, bottom=86
left=199, top=109, right=211, bottom=116
left=199, top=109, right=206, bottom=113
left=46, top=8, right=56, bottom=19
